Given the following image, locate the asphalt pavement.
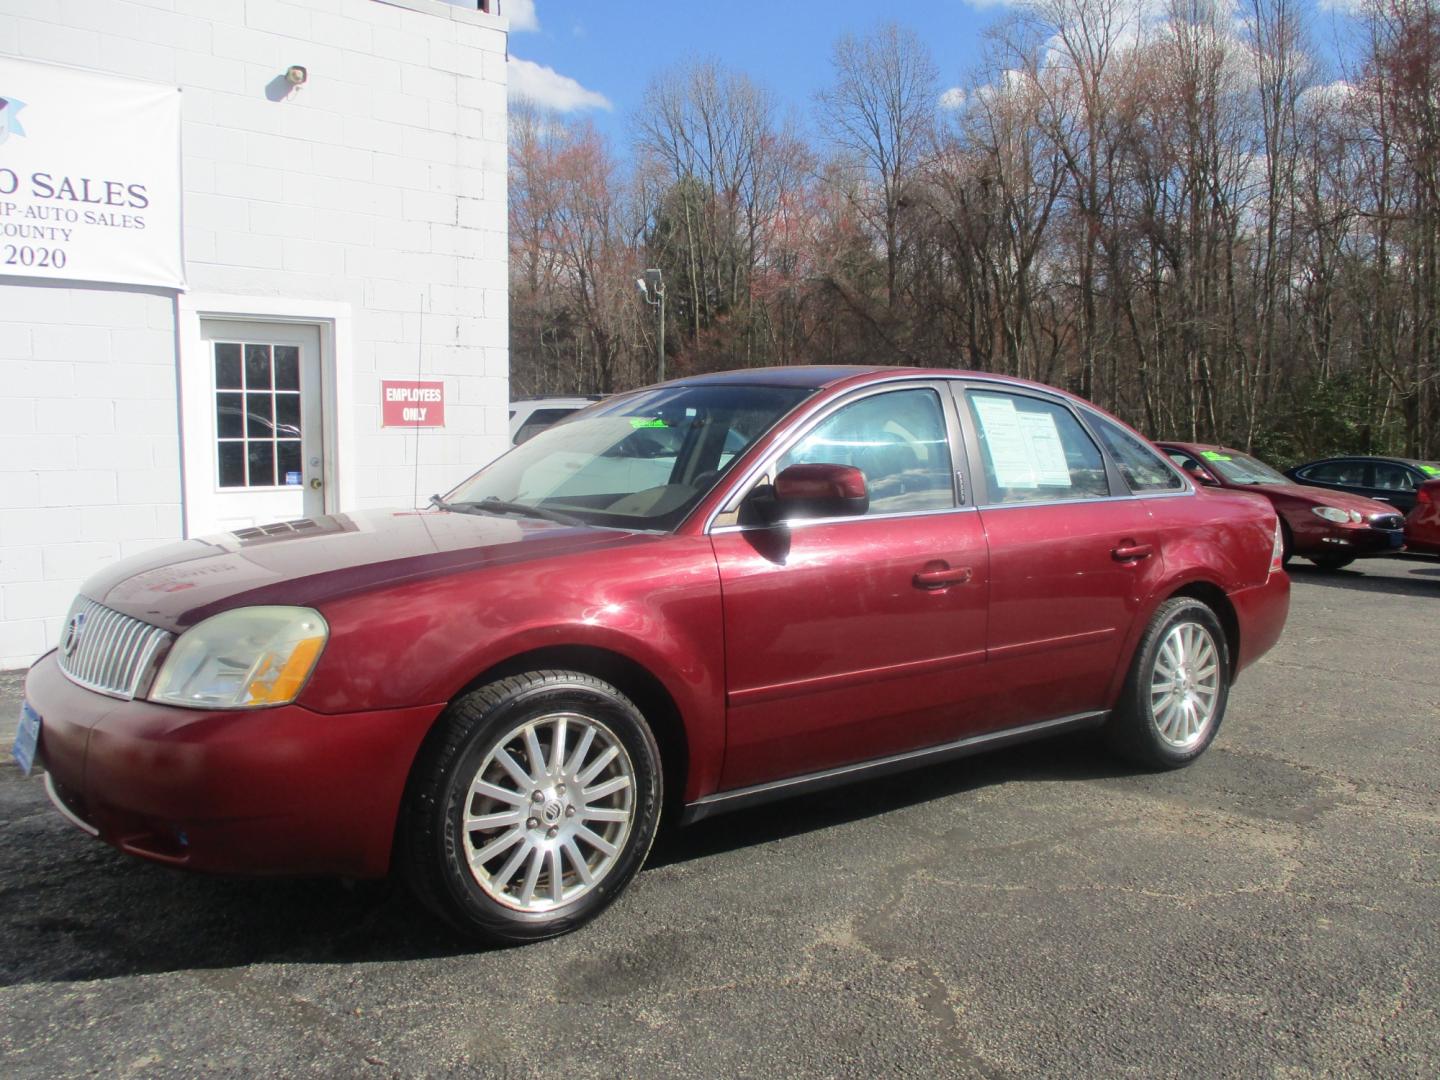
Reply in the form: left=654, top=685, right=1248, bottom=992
left=1, top=556, right=1437, bottom=1078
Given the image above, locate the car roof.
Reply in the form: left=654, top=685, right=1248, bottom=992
left=657, top=365, right=1089, bottom=398
left=1292, top=455, right=1437, bottom=468
left=1156, top=440, right=1239, bottom=455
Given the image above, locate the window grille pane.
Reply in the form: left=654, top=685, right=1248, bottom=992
left=244, top=343, right=272, bottom=390
left=216, top=393, right=244, bottom=437
left=219, top=442, right=245, bottom=487
left=247, top=441, right=275, bottom=487
left=246, top=393, right=274, bottom=438
left=278, top=441, right=302, bottom=485
left=215, top=343, right=242, bottom=389
left=274, top=346, right=300, bottom=390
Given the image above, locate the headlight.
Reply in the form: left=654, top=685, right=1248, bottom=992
left=149, top=606, right=329, bottom=709
left=1311, top=506, right=1356, bottom=524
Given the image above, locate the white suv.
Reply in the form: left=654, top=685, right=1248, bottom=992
left=508, top=397, right=601, bottom=445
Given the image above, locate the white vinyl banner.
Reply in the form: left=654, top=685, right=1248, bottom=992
left=0, top=57, right=184, bottom=289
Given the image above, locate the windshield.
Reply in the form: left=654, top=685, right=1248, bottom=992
left=1195, top=449, right=1290, bottom=485
left=446, top=383, right=812, bottom=530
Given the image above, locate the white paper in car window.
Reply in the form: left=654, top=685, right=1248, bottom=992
left=972, top=395, right=1037, bottom=488
left=1016, top=409, right=1072, bottom=486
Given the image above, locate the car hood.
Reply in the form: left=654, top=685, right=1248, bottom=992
left=1257, top=484, right=1398, bottom=516
left=84, top=510, right=656, bottom=633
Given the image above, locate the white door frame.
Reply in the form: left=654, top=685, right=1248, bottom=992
left=176, top=293, right=355, bottom=538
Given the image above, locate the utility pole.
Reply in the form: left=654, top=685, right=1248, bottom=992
left=636, top=268, right=666, bottom=383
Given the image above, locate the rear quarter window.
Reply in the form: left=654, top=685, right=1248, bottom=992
left=1087, top=413, right=1185, bottom=492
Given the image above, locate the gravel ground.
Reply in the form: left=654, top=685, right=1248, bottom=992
left=1, top=556, right=1437, bottom=1078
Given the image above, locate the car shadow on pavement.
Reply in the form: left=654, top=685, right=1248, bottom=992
left=649, top=730, right=1135, bottom=867
left=0, top=733, right=1134, bottom=986
left=1286, top=558, right=1440, bottom=598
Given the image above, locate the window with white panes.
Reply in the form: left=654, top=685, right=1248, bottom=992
left=214, top=341, right=304, bottom=488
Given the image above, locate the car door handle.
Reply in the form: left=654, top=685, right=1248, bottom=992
left=913, top=564, right=973, bottom=589
left=1111, top=542, right=1154, bottom=562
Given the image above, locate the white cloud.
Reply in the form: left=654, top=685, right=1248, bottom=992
left=1316, top=0, right=1367, bottom=13
left=939, top=87, right=967, bottom=110
left=507, top=57, right=613, bottom=112
left=505, top=0, right=540, bottom=32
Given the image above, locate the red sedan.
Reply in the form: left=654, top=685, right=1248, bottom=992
left=1159, top=442, right=1406, bottom=571
left=1405, top=479, right=1440, bottom=555
left=16, top=368, right=1290, bottom=943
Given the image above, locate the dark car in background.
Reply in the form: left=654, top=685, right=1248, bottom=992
left=1404, top=479, right=1440, bottom=556
left=1284, top=456, right=1440, bottom=515
left=1160, top=443, right=1405, bottom=571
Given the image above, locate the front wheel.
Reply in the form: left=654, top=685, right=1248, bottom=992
left=399, top=671, right=662, bottom=944
left=1307, top=553, right=1355, bottom=571
left=1107, top=598, right=1230, bottom=769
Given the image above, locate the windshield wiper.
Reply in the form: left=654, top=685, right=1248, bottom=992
left=435, top=494, right=585, bottom=527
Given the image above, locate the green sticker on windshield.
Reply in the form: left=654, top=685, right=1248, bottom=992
left=629, top=418, right=667, bottom=429
left=1200, top=451, right=1232, bottom=461
left=1421, top=464, right=1440, bottom=476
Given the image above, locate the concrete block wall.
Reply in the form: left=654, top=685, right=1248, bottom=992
left=0, top=0, right=510, bottom=669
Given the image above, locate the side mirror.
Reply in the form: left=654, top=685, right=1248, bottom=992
left=1185, top=465, right=1219, bottom=487
left=772, top=463, right=869, bottom=519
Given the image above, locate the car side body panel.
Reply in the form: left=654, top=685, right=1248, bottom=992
left=304, top=534, right=730, bottom=804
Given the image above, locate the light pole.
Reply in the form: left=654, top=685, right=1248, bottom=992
left=635, top=268, right=665, bottom=383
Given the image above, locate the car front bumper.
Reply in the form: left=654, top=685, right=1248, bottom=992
left=1293, top=519, right=1405, bottom=557
left=23, top=651, right=443, bottom=878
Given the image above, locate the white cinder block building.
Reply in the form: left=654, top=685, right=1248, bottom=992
left=0, top=0, right=511, bottom=669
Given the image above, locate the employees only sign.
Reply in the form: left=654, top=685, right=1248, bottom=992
left=382, top=380, right=446, bottom=427
left=0, top=57, right=183, bottom=289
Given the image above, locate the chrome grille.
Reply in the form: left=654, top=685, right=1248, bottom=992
left=1372, top=514, right=1404, bottom=531
left=57, top=598, right=172, bottom=700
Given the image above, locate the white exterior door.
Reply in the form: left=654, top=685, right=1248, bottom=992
left=195, top=319, right=326, bottom=533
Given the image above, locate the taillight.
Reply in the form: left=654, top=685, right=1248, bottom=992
left=1419, top=485, right=1434, bottom=506
left=1269, top=519, right=1284, bottom=577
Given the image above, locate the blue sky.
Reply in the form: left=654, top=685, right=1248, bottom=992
left=502, top=0, right=1009, bottom=146
left=501, top=0, right=1368, bottom=150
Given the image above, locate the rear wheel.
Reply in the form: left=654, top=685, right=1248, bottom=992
left=400, top=671, right=662, bottom=944
left=1107, top=598, right=1229, bottom=769
left=1307, top=552, right=1355, bottom=571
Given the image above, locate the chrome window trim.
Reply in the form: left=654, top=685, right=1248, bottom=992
left=972, top=489, right=1194, bottom=512
left=710, top=503, right=981, bottom=535
left=698, top=371, right=1197, bottom=532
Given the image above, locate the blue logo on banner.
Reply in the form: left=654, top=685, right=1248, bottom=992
left=0, top=97, right=27, bottom=144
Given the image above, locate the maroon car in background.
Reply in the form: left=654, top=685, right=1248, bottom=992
left=1159, top=442, right=1406, bottom=571
left=15, top=368, right=1290, bottom=944
left=1405, top=479, right=1440, bottom=555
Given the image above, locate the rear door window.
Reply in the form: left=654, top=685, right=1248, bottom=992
left=1372, top=462, right=1417, bottom=491
left=966, top=390, right=1109, bottom=504
left=1300, top=461, right=1368, bottom=486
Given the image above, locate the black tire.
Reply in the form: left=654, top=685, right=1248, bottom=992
left=1279, top=521, right=1294, bottom=567
left=1307, top=553, right=1355, bottom=571
left=399, top=670, right=662, bottom=944
left=1106, top=597, right=1230, bottom=770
